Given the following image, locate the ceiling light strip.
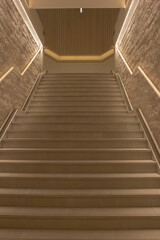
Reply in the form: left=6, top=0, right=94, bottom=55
left=12, top=0, right=42, bottom=48
left=116, top=0, right=140, bottom=47
left=138, top=67, right=160, bottom=98
left=116, top=46, right=133, bottom=75
left=0, top=67, right=14, bottom=83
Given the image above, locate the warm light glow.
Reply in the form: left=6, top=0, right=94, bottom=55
left=116, top=0, right=140, bottom=48
left=44, top=48, right=115, bottom=62
left=116, top=46, right=133, bottom=75
left=12, top=0, right=43, bottom=48
left=0, top=67, right=14, bottom=83
left=138, top=67, right=160, bottom=98
left=21, top=46, right=43, bottom=75
left=0, top=47, right=42, bottom=82
left=80, top=8, right=83, bottom=13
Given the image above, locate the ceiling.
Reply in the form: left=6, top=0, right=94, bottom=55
left=38, top=8, right=119, bottom=56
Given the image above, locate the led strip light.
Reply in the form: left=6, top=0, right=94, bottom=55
left=0, top=67, right=14, bottom=83
left=0, top=0, right=43, bottom=83
left=21, top=46, right=43, bottom=75
left=12, top=0, right=42, bottom=48
left=0, top=47, right=42, bottom=82
left=115, top=0, right=159, bottom=98
left=115, top=0, right=140, bottom=75
left=138, top=67, right=160, bottom=98
left=116, top=46, right=133, bottom=75
left=116, top=0, right=140, bottom=48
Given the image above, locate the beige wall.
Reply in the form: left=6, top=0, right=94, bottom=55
left=0, top=0, right=42, bottom=127
left=43, top=55, right=115, bottom=73
left=115, top=0, right=160, bottom=147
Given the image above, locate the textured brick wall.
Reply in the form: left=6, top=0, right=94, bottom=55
left=115, top=0, right=160, bottom=147
left=0, top=0, right=41, bottom=126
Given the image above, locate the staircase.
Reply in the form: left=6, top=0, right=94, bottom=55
left=0, top=73, right=160, bottom=239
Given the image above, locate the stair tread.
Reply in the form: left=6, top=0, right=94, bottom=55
left=0, top=160, right=154, bottom=164
left=2, top=138, right=145, bottom=142
left=0, top=206, right=160, bottom=216
left=0, top=173, right=159, bottom=178
left=0, top=72, right=159, bottom=233
left=0, top=229, right=160, bottom=240
left=0, top=148, right=150, bottom=151
left=0, top=188, right=160, bottom=196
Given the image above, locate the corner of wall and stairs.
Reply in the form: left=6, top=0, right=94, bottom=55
left=115, top=0, right=160, bottom=148
left=0, top=0, right=43, bottom=128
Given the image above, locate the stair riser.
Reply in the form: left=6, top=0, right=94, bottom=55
left=0, top=196, right=160, bottom=207
left=6, top=131, right=144, bottom=139
left=0, top=177, right=159, bottom=189
left=39, top=83, right=118, bottom=87
left=29, top=102, right=125, bottom=107
left=33, top=96, right=123, bottom=101
left=15, top=116, right=138, bottom=124
left=38, top=80, right=119, bottom=88
left=42, top=78, right=116, bottom=81
left=24, top=111, right=130, bottom=116
left=1, top=140, right=148, bottom=149
left=34, top=92, right=122, bottom=97
left=0, top=150, right=152, bottom=160
left=1, top=217, right=160, bottom=230
left=36, top=89, right=121, bottom=93
left=10, top=123, right=140, bottom=132
left=28, top=106, right=127, bottom=112
left=37, top=87, right=120, bottom=92
left=0, top=162, right=155, bottom=173
left=43, top=76, right=115, bottom=80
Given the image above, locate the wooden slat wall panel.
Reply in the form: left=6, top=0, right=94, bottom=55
left=38, top=9, right=119, bottom=56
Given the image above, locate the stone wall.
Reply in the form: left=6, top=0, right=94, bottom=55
left=0, top=0, right=41, bottom=127
left=115, top=0, right=160, bottom=147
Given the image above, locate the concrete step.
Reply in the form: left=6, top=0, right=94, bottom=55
left=44, top=73, right=114, bottom=76
left=10, top=122, right=140, bottom=132
left=33, top=95, right=124, bottom=101
left=43, top=75, right=115, bottom=79
left=0, top=188, right=160, bottom=208
left=42, top=77, right=116, bottom=81
left=6, top=130, right=144, bottom=139
left=28, top=106, right=127, bottom=112
left=0, top=207, right=159, bottom=229
left=34, top=91, right=122, bottom=97
left=29, top=101, right=125, bottom=107
left=24, top=110, right=129, bottom=116
left=36, top=87, right=121, bottom=93
left=38, top=86, right=120, bottom=91
left=0, top=160, right=156, bottom=174
left=40, top=81, right=118, bottom=86
left=0, top=173, right=159, bottom=189
left=1, top=138, right=148, bottom=149
left=0, top=229, right=160, bottom=240
left=15, top=114, right=138, bottom=124
left=0, top=149, right=152, bottom=160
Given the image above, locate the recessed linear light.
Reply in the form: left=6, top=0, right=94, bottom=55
left=138, top=66, right=160, bottom=98
left=0, top=1, right=44, bottom=83
left=0, top=67, right=14, bottom=83
left=0, top=47, right=42, bottom=83
left=12, top=0, right=43, bottom=48
left=116, top=46, right=133, bottom=75
left=21, top=46, right=43, bottom=75
left=116, top=0, right=140, bottom=48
